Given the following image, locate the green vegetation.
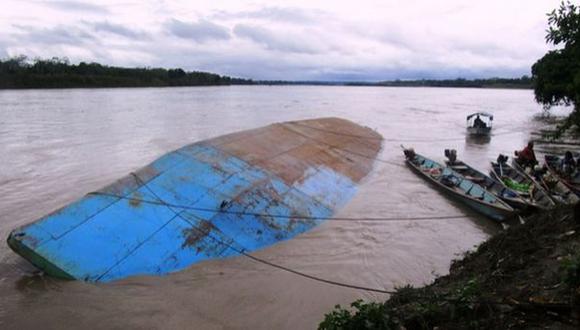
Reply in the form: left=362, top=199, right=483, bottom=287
left=0, top=56, right=532, bottom=90
left=258, top=77, right=532, bottom=89
left=319, top=280, right=492, bottom=330
left=373, top=76, right=533, bottom=89
left=561, top=250, right=580, bottom=288
left=319, top=300, right=388, bottom=330
left=533, top=1, right=580, bottom=135
left=0, top=56, right=253, bottom=89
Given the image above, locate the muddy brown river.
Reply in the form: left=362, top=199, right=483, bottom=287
left=0, top=86, right=569, bottom=329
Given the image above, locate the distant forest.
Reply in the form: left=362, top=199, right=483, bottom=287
left=0, top=56, right=533, bottom=89
left=258, top=77, right=533, bottom=89
left=374, top=76, right=533, bottom=89
left=0, top=56, right=253, bottom=89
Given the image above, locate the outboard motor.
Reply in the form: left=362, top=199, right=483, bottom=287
left=497, top=154, right=509, bottom=164
left=404, top=148, right=416, bottom=160
left=444, top=149, right=457, bottom=164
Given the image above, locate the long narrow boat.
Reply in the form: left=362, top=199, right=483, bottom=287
left=489, top=160, right=556, bottom=210
left=7, top=118, right=383, bottom=282
left=511, top=158, right=579, bottom=206
left=544, top=154, right=580, bottom=195
left=444, top=158, right=530, bottom=210
left=404, top=149, right=515, bottom=222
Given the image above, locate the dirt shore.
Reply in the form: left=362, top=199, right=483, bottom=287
left=320, top=207, right=580, bottom=329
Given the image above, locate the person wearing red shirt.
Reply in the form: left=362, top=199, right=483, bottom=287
left=516, top=141, right=537, bottom=168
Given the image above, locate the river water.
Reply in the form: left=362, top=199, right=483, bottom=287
left=0, top=86, right=565, bottom=329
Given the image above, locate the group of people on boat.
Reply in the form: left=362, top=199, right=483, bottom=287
left=515, top=141, right=578, bottom=178
left=404, top=142, right=580, bottom=217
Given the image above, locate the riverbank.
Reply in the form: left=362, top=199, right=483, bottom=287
left=1, top=56, right=532, bottom=90
left=320, top=207, right=580, bottom=329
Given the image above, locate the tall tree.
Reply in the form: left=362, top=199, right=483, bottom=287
left=532, top=1, right=580, bottom=133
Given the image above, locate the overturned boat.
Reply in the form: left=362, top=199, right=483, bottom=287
left=404, top=149, right=515, bottom=222
left=7, top=118, right=383, bottom=282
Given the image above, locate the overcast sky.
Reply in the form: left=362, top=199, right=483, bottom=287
left=1, top=0, right=559, bottom=81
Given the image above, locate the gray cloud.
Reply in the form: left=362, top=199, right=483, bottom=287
left=213, top=6, right=322, bottom=24
left=84, top=21, right=149, bottom=40
left=41, top=0, right=110, bottom=14
left=150, top=50, right=313, bottom=80
left=233, top=24, right=322, bottom=54
left=12, top=24, right=96, bottom=45
left=5, top=1, right=549, bottom=81
left=152, top=47, right=533, bottom=82
left=166, top=19, right=230, bottom=42
left=374, top=32, right=414, bottom=52
left=305, top=66, right=532, bottom=82
left=0, top=44, right=7, bottom=58
left=453, top=40, right=514, bottom=58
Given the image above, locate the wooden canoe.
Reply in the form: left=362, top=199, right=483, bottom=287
left=511, top=158, right=579, bottom=206
left=544, top=154, right=580, bottom=195
left=489, top=161, right=556, bottom=210
left=405, top=150, right=515, bottom=222
left=445, top=160, right=530, bottom=210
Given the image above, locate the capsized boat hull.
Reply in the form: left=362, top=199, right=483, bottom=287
left=7, top=118, right=383, bottom=282
left=405, top=151, right=514, bottom=222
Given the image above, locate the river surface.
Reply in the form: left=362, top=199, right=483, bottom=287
left=0, top=86, right=567, bottom=329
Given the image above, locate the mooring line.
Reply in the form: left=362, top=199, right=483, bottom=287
left=87, top=191, right=470, bottom=222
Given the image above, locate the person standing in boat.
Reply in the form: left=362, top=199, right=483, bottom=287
left=515, top=141, right=537, bottom=169
left=473, top=115, right=486, bottom=128
left=560, top=151, right=576, bottom=176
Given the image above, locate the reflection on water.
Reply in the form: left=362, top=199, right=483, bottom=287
left=0, top=86, right=564, bottom=329
left=465, top=133, right=491, bottom=146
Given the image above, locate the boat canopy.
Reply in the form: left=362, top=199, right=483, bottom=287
left=466, top=112, right=493, bottom=121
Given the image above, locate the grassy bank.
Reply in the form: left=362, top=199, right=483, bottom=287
left=320, top=207, right=580, bottom=329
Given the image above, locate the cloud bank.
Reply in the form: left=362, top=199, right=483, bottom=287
left=166, top=19, right=230, bottom=42
left=1, top=0, right=556, bottom=81
left=41, top=0, right=110, bottom=14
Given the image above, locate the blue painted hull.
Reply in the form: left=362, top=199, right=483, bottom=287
left=489, top=161, right=556, bottom=210
left=8, top=118, right=383, bottom=282
left=445, top=160, right=530, bottom=210
left=405, top=150, right=515, bottom=222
